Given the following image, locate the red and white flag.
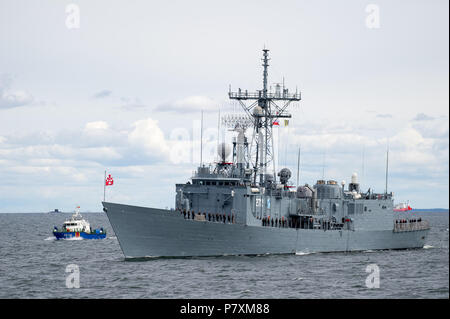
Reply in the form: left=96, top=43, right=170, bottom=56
left=105, top=174, right=114, bottom=186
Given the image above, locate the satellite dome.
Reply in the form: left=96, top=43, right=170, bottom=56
left=253, top=106, right=263, bottom=116
left=351, top=172, right=358, bottom=184
left=217, top=142, right=231, bottom=162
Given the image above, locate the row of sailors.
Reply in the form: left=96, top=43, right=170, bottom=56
left=180, top=209, right=235, bottom=224
left=395, top=218, right=422, bottom=224
left=260, top=216, right=339, bottom=230
left=261, top=216, right=288, bottom=228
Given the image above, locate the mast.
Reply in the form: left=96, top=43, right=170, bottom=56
left=228, top=49, right=301, bottom=186
left=385, top=141, right=389, bottom=196
left=261, top=49, right=269, bottom=185
left=217, top=108, right=220, bottom=162
left=296, top=146, right=301, bottom=188
left=361, top=144, right=365, bottom=192
left=200, top=110, right=203, bottom=166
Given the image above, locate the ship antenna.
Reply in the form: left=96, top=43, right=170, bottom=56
left=361, top=144, right=365, bottom=192
left=385, top=139, right=389, bottom=197
left=217, top=108, right=220, bottom=162
left=322, top=150, right=326, bottom=180
left=296, top=145, right=301, bottom=188
left=228, top=48, right=301, bottom=186
left=200, top=110, right=203, bottom=166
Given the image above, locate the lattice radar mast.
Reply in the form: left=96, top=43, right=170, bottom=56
left=228, top=49, right=301, bottom=185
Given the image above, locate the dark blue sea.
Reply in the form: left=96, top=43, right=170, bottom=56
left=0, top=212, right=448, bottom=298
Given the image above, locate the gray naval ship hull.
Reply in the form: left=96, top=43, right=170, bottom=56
left=103, top=202, right=429, bottom=258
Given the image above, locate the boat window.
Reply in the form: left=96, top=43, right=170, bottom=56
left=219, top=182, right=223, bottom=186
left=206, top=181, right=211, bottom=185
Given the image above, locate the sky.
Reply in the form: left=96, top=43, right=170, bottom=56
left=0, top=0, right=448, bottom=212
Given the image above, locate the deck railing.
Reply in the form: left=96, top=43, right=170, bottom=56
left=393, top=220, right=430, bottom=232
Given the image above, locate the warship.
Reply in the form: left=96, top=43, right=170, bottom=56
left=102, top=49, right=430, bottom=258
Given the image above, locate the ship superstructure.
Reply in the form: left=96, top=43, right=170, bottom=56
left=103, top=49, right=429, bottom=258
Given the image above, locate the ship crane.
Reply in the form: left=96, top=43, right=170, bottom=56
left=228, top=49, right=301, bottom=186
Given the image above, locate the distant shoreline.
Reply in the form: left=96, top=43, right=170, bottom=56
left=409, top=209, right=449, bottom=213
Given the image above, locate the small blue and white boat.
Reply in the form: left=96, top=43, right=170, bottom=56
left=53, top=207, right=106, bottom=240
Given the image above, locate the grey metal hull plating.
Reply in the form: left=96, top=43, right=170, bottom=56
left=103, top=202, right=429, bottom=258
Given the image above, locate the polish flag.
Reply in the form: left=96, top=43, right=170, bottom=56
left=105, top=174, right=114, bottom=186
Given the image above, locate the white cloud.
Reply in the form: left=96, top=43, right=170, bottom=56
left=128, top=118, right=170, bottom=158
left=92, top=90, right=112, bottom=99
left=0, top=74, right=34, bottom=109
left=1, top=90, right=33, bottom=108
left=413, top=113, right=435, bottom=121
left=0, top=88, right=34, bottom=109
left=84, top=121, right=109, bottom=131
left=155, top=95, right=219, bottom=113
left=411, top=117, right=449, bottom=139
left=121, top=96, right=146, bottom=109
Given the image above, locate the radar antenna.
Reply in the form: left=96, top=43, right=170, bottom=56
left=221, top=113, right=252, bottom=174
left=228, top=49, right=301, bottom=185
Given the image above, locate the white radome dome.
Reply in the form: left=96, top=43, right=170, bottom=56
left=253, top=106, right=263, bottom=116
left=217, top=142, right=231, bottom=161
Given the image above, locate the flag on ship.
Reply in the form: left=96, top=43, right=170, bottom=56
left=105, top=174, right=114, bottom=186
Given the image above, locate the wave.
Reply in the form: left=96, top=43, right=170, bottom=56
left=295, top=251, right=311, bottom=256
left=423, top=245, right=434, bottom=249
left=64, top=237, right=84, bottom=241
left=44, top=236, right=56, bottom=241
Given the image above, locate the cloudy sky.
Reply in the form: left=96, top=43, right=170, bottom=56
left=0, top=0, right=448, bottom=212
